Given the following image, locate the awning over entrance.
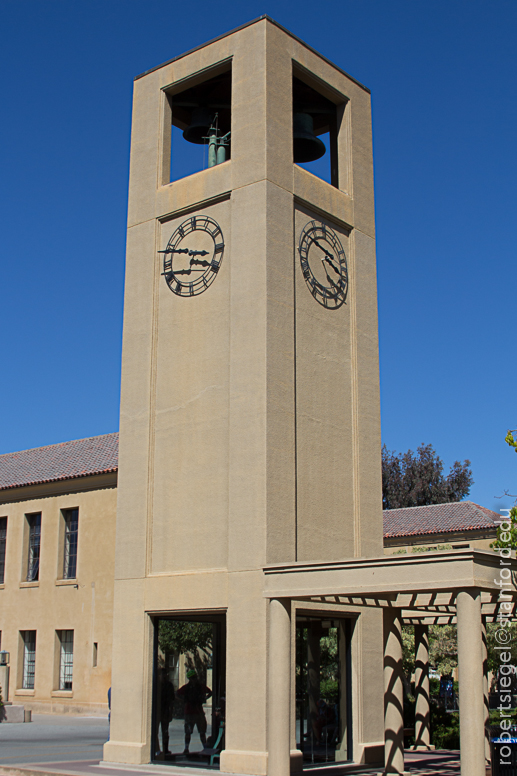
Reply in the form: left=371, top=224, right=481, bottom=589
left=263, top=549, right=516, bottom=776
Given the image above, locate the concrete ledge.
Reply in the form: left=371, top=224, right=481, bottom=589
left=1, top=704, right=25, bottom=723
left=20, top=700, right=108, bottom=716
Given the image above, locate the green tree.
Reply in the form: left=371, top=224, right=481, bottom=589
left=505, top=430, right=517, bottom=453
left=382, top=443, right=473, bottom=510
left=158, top=621, right=212, bottom=656
left=429, top=625, right=457, bottom=675
left=158, top=621, right=213, bottom=675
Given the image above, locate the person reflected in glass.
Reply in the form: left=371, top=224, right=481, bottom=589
left=177, top=668, right=212, bottom=754
left=156, top=668, right=175, bottom=757
left=313, top=698, right=336, bottom=744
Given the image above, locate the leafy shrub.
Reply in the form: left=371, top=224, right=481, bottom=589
left=431, top=706, right=459, bottom=749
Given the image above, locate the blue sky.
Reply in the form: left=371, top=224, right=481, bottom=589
left=1, top=0, right=515, bottom=512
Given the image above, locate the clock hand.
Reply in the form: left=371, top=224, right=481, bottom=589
left=311, top=238, right=333, bottom=258
left=322, top=255, right=341, bottom=278
left=158, top=248, right=210, bottom=258
left=311, top=238, right=341, bottom=272
left=166, top=258, right=211, bottom=276
left=321, top=259, right=341, bottom=291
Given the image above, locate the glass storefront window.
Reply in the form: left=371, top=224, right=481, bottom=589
left=152, top=615, right=225, bottom=769
left=296, top=616, right=353, bottom=767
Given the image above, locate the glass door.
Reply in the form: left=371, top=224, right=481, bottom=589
left=296, top=616, right=353, bottom=766
left=152, top=615, right=226, bottom=768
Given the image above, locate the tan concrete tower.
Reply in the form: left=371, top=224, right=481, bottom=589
left=104, top=16, right=384, bottom=773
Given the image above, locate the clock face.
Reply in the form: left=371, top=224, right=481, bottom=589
left=298, top=220, right=348, bottom=309
left=161, top=215, right=224, bottom=297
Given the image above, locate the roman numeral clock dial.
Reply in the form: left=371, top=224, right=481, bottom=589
left=160, top=215, right=224, bottom=297
left=298, top=220, right=348, bottom=309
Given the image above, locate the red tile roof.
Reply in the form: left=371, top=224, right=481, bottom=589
left=0, top=433, right=119, bottom=491
left=383, top=500, right=499, bottom=539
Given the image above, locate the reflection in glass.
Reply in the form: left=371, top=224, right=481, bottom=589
left=152, top=616, right=225, bottom=768
left=296, top=617, right=353, bottom=766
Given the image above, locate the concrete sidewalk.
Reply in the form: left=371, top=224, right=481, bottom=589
left=0, top=713, right=488, bottom=776
left=0, top=751, right=491, bottom=776
left=0, top=714, right=108, bottom=767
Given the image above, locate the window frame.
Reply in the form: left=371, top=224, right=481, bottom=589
left=26, top=513, right=41, bottom=582
left=0, top=517, right=7, bottom=584
left=57, top=630, right=74, bottom=691
left=21, top=630, right=36, bottom=690
left=62, top=508, right=79, bottom=580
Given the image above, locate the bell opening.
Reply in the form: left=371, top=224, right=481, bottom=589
left=166, top=65, right=232, bottom=183
left=293, top=73, right=342, bottom=187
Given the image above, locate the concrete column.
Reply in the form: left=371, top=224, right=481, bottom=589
left=268, top=599, right=291, bottom=776
left=481, top=618, right=490, bottom=763
left=457, top=589, right=485, bottom=776
left=383, top=608, right=404, bottom=775
left=413, top=624, right=431, bottom=750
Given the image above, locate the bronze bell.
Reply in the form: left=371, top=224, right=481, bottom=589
left=183, top=107, right=216, bottom=145
left=293, top=112, right=326, bottom=163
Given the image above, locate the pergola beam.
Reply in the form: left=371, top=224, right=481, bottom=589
left=264, top=549, right=515, bottom=601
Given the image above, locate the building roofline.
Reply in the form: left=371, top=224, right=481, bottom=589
left=134, top=16, right=370, bottom=94
left=0, top=431, right=119, bottom=493
left=0, top=431, right=118, bottom=461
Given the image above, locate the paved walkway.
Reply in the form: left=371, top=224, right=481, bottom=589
left=0, top=752, right=491, bottom=776
left=0, top=715, right=108, bottom=766
left=0, top=716, right=491, bottom=776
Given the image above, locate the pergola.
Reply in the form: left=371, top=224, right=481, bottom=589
left=264, top=548, right=516, bottom=776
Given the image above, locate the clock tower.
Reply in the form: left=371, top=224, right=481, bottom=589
left=104, top=17, right=385, bottom=773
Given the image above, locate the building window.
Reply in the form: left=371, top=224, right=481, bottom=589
left=62, top=509, right=78, bottom=579
left=26, top=514, right=41, bottom=582
left=92, top=642, right=98, bottom=668
left=22, top=631, right=36, bottom=689
left=58, top=630, right=74, bottom=690
left=0, top=517, right=7, bottom=584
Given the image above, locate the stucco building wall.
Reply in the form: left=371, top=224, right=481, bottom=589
left=0, top=475, right=116, bottom=714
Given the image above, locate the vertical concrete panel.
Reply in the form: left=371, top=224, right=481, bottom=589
left=264, top=25, right=294, bottom=192
left=151, top=200, right=231, bottom=573
left=352, top=229, right=383, bottom=559
left=231, top=23, right=267, bottom=191
left=127, top=72, right=164, bottom=228
left=103, top=579, right=152, bottom=764
left=348, top=89, right=375, bottom=238
left=265, top=183, right=296, bottom=564
left=228, top=183, right=268, bottom=571
left=116, top=220, right=157, bottom=581
left=294, top=207, right=354, bottom=562
left=221, top=572, right=268, bottom=775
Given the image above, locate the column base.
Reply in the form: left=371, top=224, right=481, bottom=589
left=290, top=749, right=303, bottom=774
left=219, top=749, right=268, bottom=775
left=411, top=744, right=435, bottom=751
left=102, top=741, right=149, bottom=765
